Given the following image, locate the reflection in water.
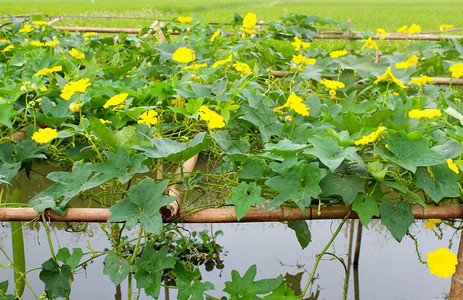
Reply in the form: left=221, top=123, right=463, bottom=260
left=0, top=219, right=455, bottom=299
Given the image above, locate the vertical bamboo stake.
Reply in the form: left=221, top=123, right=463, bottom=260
left=353, top=221, right=363, bottom=266
left=449, top=229, right=463, bottom=299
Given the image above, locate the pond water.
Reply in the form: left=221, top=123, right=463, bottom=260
left=0, top=218, right=456, bottom=299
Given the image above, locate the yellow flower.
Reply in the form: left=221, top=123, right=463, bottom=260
left=320, top=79, right=345, bottom=90
left=240, top=28, right=255, bottom=35
left=361, top=37, right=378, bottom=51
left=69, top=101, right=82, bottom=112
left=0, top=38, right=8, bottom=43
left=39, top=86, right=47, bottom=92
left=0, top=44, right=14, bottom=53
left=409, top=76, right=433, bottom=87
left=427, top=247, right=458, bottom=278
left=60, top=78, right=91, bottom=100
left=233, top=62, right=252, bottom=76
left=137, top=110, right=159, bottom=127
left=31, top=128, right=58, bottom=144
left=32, top=21, right=48, bottom=26
left=186, top=63, right=207, bottom=70
left=177, top=16, right=193, bottom=23
left=446, top=158, right=460, bottom=174
left=292, top=54, right=316, bottom=65
left=99, top=119, right=112, bottom=124
left=34, top=66, right=62, bottom=77
left=18, top=24, right=34, bottom=33
left=44, top=38, right=59, bottom=47
left=405, top=54, right=418, bottom=66
left=83, top=32, right=96, bottom=38
left=408, top=24, right=422, bottom=35
left=440, top=24, right=454, bottom=32
left=103, top=93, right=128, bottom=109
left=172, top=47, right=195, bottom=63
left=374, top=66, right=406, bottom=89
left=171, top=98, right=186, bottom=107
left=212, top=54, right=232, bottom=68
left=395, top=62, right=411, bottom=69
left=397, top=25, right=408, bottom=34
left=330, top=50, right=348, bottom=58
left=408, top=108, right=442, bottom=120
left=69, top=48, right=85, bottom=60
left=450, top=63, right=463, bottom=78
left=354, top=126, right=386, bottom=145
left=210, top=29, right=220, bottom=43
left=291, top=36, right=310, bottom=51
left=198, top=105, right=225, bottom=129
left=376, top=28, right=388, bottom=39
left=425, top=219, right=442, bottom=230
left=30, top=40, right=44, bottom=47
left=274, top=92, right=310, bottom=117
left=242, top=12, right=257, bottom=29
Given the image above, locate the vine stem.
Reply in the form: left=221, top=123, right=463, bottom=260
left=300, top=212, right=351, bottom=298
left=41, top=215, right=57, bottom=261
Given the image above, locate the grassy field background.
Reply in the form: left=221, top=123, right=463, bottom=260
left=1, top=0, right=463, bottom=32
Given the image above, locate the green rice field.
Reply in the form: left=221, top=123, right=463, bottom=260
left=1, top=0, right=463, bottom=32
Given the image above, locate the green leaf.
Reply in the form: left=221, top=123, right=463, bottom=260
left=223, top=265, right=282, bottom=299
left=15, top=140, right=47, bottom=162
left=305, top=136, right=362, bottom=172
left=134, top=132, right=210, bottom=163
left=265, top=139, right=307, bottom=157
left=103, top=251, right=133, bottom=286
left=29, top=162, right=94, bottom=214
left=108, top=179, right=176, bottom=234
left=135, top=245, right=176, bottom=299
left=0, top=281, right=15, bottom=300
left=85, top=148, right=149, bottom=186
left=56, top=248, right=83, bottom=272
left=288, top=220, right=311, bottom=249
left=169, top=98, right=203, bottom=118
left=0, top=103, right=18, bottom=128
left=262, top=282, right=299, bottom=300
left=239, top=103, right=283, bottom=142
left=114, top=125, right=139, bottom=152
left=236, top=158, right=270, bottom=180
left=174, top=262, right=214, bottom=300
left=211, top=130, right=250, bottom=158
left=265, top=162, right=327, bottom=212
left=320, top=173, right=364, bottom=205
left=373, top=132, right=445, bottom=172
left=39, top=259, right=74, bottom=299
left=227, top=182, right=263, bottom=221
left=0, top=162, right=21, bottom=183
left=379, top=201, right=414, bottom=242
left=352, top=195, right=379, bottom=229
left=415, top=164, right=460, bottom=203
left=89, top=116, right=118, bottom=151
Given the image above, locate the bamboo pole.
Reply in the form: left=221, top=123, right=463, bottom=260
left=450, top=229, right=463, bottom=299
left=0, top=204, right=462, bottom=223
left=47, top=17, right=63, bottom=26
left=51, top=26, right=140, bottom=34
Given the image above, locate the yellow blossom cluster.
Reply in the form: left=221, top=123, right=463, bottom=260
left=450, top=63, right=463, bottom=78
left=354, top=126, right=386, bottom=145
left=69, top=48, right=85, bottom=60
left=291, top=37, right=310, bottom=51
left=198, top=105, right=225, bottom=129
left=31, top=128, right=58, bottom=144
left=408, top=76, right=433, bottom=87
left=320, top=79, right=345, bottom=90
left=137, top=110, right=159, bottom=127
left=330, top=50, right=348, bottom=58
left=103, top=93, right=128, bottom=109
left=0, top=44, right=14, bottom=53
left=440, top=24, right=453, bottom=32
left=212, top=54, right=232, bottom=68
left=18, top=24, right=34, bottom=33
left=177, top=16, right=193, bottom=23
left=376, top=28, right=388, bottom=39
left=292, top=54, right=316, bottom=65
left=34, top=66, right=62, bottom=77
left=233, top=62, right=252, bottom=76
left=361, top=37, right=378, bottom=51
left=408, top=108, right=442, bottom=120
left=30, top=38, right=60, bottom=47
left=60, top=78, right=91, bottom=100
left=172, top=47, right=195, bottom=63
left=241, top=12, right=257, bottom=34
left=427, top=247, right=458, bottom=278
left=210, top=29, right=220, bottom=43
left=397, top=24, right=421, bottom=35
left=395, top=55, right=419, bottom=69
left=425, top=219, right=441, bottom=230
left=186, top=63, right=207, bottom=71
left=374, top=67, right=406, bottom=89
left=273, top=92, right=310, bottom=117
left=32, top=21, right=48, bottom=26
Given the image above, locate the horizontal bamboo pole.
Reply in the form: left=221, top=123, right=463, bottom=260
left=0, top=204, right=462, bottom=223
left=51, top=26, right=140, bottom=34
